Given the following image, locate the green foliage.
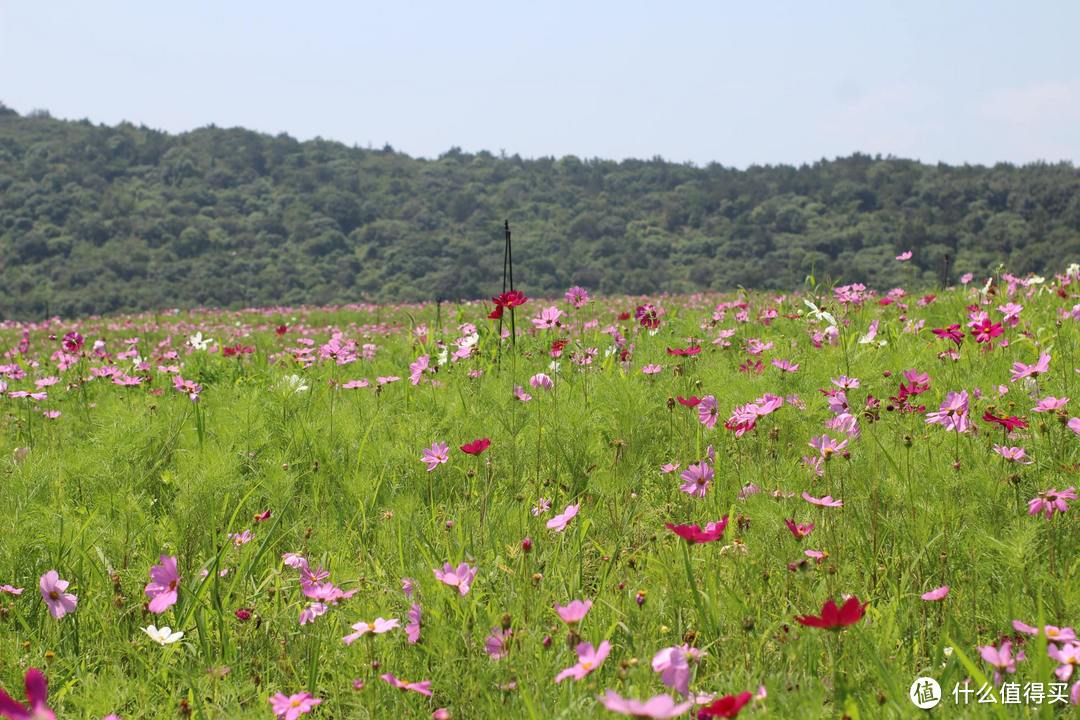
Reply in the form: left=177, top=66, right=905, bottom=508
left=2, top=107, right=1080, bottom=318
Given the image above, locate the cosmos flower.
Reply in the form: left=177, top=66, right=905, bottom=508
left=1028, top=487, right=1076, bottom=519
left=556, top=641, right=611, bottom=683
left=485, top=627, right=513, bottom=659
left=795, top=596, right=866, bottom=629
left=679, top=463, right=713, bottom=497
left=784, top=519, right=814, bottom=540
left=460, top=438, right=491, bottom=456
left=269, top=692, right=321, bottom=720
left=433, top=562, right=477, bottom=596
left=381, top=674, right=432, bottom=696
left=554, top=599, right=592, bottom=625
left=547, top=504, right=580, bottom=532
left=801, top=492, right=843, bottom=508
left=920, top=586, right=949, bottom=602
left=39, top=571, right=77, bottom=620
left=421, top=442, right=450, bottom=471
left=143, top=625, right=184, bottom=645
left=342, top=617, right=400, bottom=644
left=665, top=518, right=728, bottom=544
left=597, top=691, right=693, bottom=719
left=0, top=668, right=55, bottom=720
left=1011, top=353, right=1051, bottom=382
left=144, top=555, right=180, bottom=614
left=697, top=692, right=753, bottom=718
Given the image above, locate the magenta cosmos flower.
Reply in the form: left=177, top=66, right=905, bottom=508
left=597, top=690, right=693, bottom=718
left=554, top=599, right=592, bottom=625
left=665, top=518, right=728, bottom=544
left=433, top=562, right=477, bottom=596
left=547, top=504, right=580, bottom=532
left=269, top=692, right=321, bottom=720
left=556, top=641, right=611, bottom=683
left=342, top=617, right=399, bottom=644
left=679, top=462, right=713, bottom=498
left=0, top=668, right=55, bottom=720
left=802, top=492, right=843, bottom=508
left=381, top=674, right=432, bottom=696
left=565, top=286, right=590, bottom=308
left=420, top=442, right=449, bottom=472
left=38, top=571, right=77, bottom=620
left=1028, top=487, right=1076, bottom=519
left=145, top=555, right=180, bottom=614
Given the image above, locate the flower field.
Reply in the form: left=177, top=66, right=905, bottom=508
left=0, top=269, right=1079, bottom=718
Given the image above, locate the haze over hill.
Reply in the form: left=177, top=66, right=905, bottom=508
left=1, top=106, right=1079, bottom=318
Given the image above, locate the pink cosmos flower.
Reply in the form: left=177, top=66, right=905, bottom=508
left=554, top=599, right=592, bottom=625
left=485, top=627, right=512, bottom=659
left=299, top=602, right=328, bottom=625
left=547, top=504, right=580, bottom=532
left=896, top=250, right=913, bottom=261
left=342, top=617, right=399, bottom=644
left=1070, top=417, right=1080, bottom=437
left=556, top=641, right=611, bottom=683
left=1033, top=396, right=1068, bottom=412
left=381, top=674, right=432, bottom=696
left=1011, top=353, right=1051, bottom=382
left=831, top=376, right=860, bottom=389
left=420, top=442, right=449, bottom=472
left=565, top=286, right=591, bottom=308
left=802, top=492, right=843, bottom=508
left=784, top=519, right=814, bottom=540
left=921, top=586, right=949, bottom=601
left=269, top=692, right=321, bottom=720
left=771, top=358, right=799, bottom=373
left=513, top=385, right=532, bottom=402
left=925, top=390, right=971, bottom=433
left=0, top=668, right=55, bottom=720
left=433, top=562, right=477, bottom=596
left=1028, top=487, right=1076, bottom=519
left=39, top=571, right=77, bottom=620
left=532, top=306, right=564, bottom=330
left=406, top=603, right=421, bottom=644
left=530, top=373, right=554, bottom=390
left=145, top=555, right=180, bottom=614
left=0, top=585, right=23, bottom=595
left=808, top=434, right=847, bottom=459
left=979, top=640, right=1024, bottom=684
left=596, top=691, right=693, bottom=718
left=642, top=364, right=663, bottom=375
left=697, top=396, right=719, bottom=429
left=993, top=445, right=1033, bottom=464
left=652, top=645, right=703, bottom=696
left=679, top=462, right=713, bottom=498
left=409, top=355, right=431, bottom=385
left=1048, top=642, right=1080, bottom=682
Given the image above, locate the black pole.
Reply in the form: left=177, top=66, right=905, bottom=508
left=941, top=253, right=951, bottom=290
left=506, top=220, right=516, bottom=348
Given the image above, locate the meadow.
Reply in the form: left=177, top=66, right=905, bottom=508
left=0, top=266, right=1078, bottom=719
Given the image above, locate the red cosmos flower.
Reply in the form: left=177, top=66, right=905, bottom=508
left=460, top=438, right=491, bottom=456
left=795, top=596, right=867, bottom=629
left=222, top=344, right=255, bottom=357
left=665, top=517, right=728, bottom=544
left=667, top=346, right=702, bottom=357
left=969, top=319, right=1004, bottom=344
left=551, top=339, right=569, bottom=356
left=677, top=396, right=702, bottom=408
left=618, top=311, right=632, bottom=321
left=697, top=692, right=752, bottom=719
left=931, top=324, right=964, bottom=346
left=275, top=325, right=288, bottom=336
left=877, top=297, right=894, bottom=306
left=784, top=519, right=814, bottom=540
left=982, top=411, right=1028, bottom=432
left=488, top=290, right=529, bottom=319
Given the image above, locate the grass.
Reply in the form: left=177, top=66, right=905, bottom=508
left=0, top=277, right=1077, bottom=718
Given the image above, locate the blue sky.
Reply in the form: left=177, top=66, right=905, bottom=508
left=2, top=1, right=1078, bottom=167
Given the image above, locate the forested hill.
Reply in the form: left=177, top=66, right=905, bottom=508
left=2, top=104, right=1079, bottom=318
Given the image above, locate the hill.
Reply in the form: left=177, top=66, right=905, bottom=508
left=2, top=104, right=1079, bottom=317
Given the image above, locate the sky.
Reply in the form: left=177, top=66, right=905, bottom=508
left=2, top=1, right=1079, bottom=168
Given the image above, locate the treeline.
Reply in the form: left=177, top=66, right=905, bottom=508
left=2, top=104, right=1079, bottom=318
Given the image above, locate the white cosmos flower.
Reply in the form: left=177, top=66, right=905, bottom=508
left=188, top=332, right=213, bottom=351
left=143, top=625, right=184, bottom=645
left=279, top=374, right=310, bottom=394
